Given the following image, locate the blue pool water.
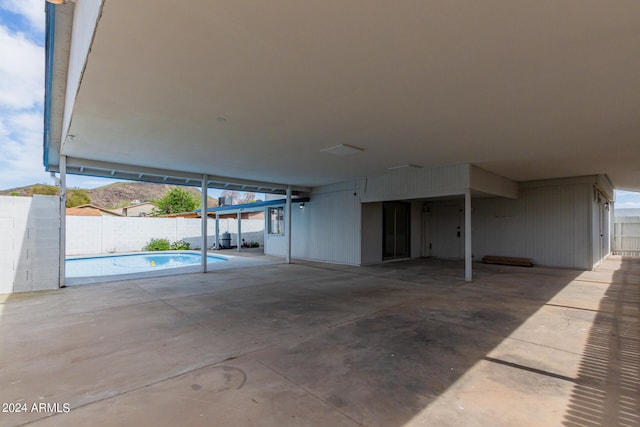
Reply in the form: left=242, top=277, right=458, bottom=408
left=66, top=252, right=227, bottom=277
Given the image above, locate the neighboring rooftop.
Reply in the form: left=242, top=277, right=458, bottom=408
left=195, top=198, right=310, bottom=214
left=66, top=204, right=123, bottom=217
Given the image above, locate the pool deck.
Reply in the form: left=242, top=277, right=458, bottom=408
left=0, top=256, right=638, bottom=426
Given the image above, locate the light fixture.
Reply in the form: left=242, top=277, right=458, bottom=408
left=320, top=144, right=365, bottom=156
left=46, top=0, right=65, bottom=4
left=299, top=202, right=305, bottom=210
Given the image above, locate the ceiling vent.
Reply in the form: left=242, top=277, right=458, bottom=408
left=320, top=144, right=365, bottom=156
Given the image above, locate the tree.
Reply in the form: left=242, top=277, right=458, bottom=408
left=220, top=191, right=258, bottom=205
left=66, top=189, right=91, bottom=208
left=220, top=190, right=239, bottom=205
left=152, top=188, right=200, bottom=215
left=237, top=192, right=257, bottom=204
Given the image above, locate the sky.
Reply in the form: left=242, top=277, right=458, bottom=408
left=1, top=2, right=639, bottom=207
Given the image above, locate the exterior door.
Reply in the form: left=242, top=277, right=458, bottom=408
left=431, top=204, right=463, bottom=259
left=383, top=202, right=410, bottom=260
left=422, top=211, right=431, bottom=257
left=599, top=203, right=607, bottom=261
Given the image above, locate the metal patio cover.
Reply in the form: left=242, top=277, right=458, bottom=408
left=45, top=1, right=640, bottom=192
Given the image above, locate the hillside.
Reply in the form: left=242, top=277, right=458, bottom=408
left=0, top=182, right=219, bottom=210
left=87, top=182, right=218, bottom=209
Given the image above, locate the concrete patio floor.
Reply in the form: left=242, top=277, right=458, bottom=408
left=0, top=256, right=638, bottom=426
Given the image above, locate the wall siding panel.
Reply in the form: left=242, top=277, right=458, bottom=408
left=361, top=164, right=467, bottom=202
left=291, top=182, right=361, bottom=265
left=472, top=183, right=592, bottom=269
left=281, top=170, right=611, bottom=269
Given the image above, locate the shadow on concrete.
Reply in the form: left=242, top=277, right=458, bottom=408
left=251, top=259, right=595, bottom=426
left=0, top=257, right=637, bottom=426
left=562, top=257, right=640, bottom=427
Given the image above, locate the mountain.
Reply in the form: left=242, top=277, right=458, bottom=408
left=87, top=182, right=218, bottom=209
left=0, top=182, right=219, bottom=210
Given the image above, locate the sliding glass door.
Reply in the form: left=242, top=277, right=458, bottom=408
left=383, top=202, right=410, bottom=260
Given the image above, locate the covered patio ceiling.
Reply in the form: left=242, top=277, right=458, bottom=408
left=46, top=1, right=640, bottom=191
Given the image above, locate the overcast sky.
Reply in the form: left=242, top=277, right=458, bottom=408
left=0, top=2, right=639, bottom=207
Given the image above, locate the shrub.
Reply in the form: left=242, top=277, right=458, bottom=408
left=30, top=184, right=59, bottom=196
left=249, top=241, right=260, bottom=248
left=170, top=240, right=190, bottom=250
left=66, top=189, right=91, bottom=208
left=143, top=238, right=170, bottom=251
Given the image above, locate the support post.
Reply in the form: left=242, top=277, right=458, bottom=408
left=286, top=186, right=292, bottom=264
left=215, top=213, right=219, bottom=250
left=465, top=189, right=472, bottom=282
left=201, top=175, right=208, bottom=273
left=609, top=200, right=614, bottom=255
left=59, top=155, right=66, bottom=288
left=237, top=211, right=242, bottom=252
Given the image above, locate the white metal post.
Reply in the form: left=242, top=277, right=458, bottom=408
left=201, top=175, right=208, bottom=273
left=59, top=155, right=66, bottom=288
left=286, top=186, right=292, bottom=264
left=465, top=189, right=472, bottom=281
left=237, top=211, right=242, bottom=252
left=609, top=201, right=614, bottom=255
left=215, top=213, right=219, bottom=250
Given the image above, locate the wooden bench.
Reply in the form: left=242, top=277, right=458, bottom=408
left=482, top=256, right=533, bottom=267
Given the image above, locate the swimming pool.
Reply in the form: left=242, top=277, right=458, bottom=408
left=66, top=252, right=227, bottom=278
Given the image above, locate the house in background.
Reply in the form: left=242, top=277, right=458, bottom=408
left=118, top=201, right=156, bottom=217
left=43, top=1, right=640, bottom=284
left=66, top=204, right=123, bottom=217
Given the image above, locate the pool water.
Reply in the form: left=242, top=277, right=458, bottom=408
left=66, top=252, right=227, bottom=278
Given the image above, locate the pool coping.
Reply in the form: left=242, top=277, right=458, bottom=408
left=66, top=250, right=228, bottom=261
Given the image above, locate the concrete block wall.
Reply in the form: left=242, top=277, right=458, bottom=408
left=66, top=217, right=264, bottom=255
left=215, top=218, right=264, bottom=248
left=0, top=196, right=60, bottom=294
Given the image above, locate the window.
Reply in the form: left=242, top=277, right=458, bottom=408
left=268, top=207, right=284, bottom=234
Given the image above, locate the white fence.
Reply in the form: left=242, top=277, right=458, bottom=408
left=67, top=216, right=264, bottom=256
left=613, top=216, right=640, bottom=256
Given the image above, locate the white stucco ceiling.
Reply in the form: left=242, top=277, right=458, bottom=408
left=58, top=0, right=640, bottom=190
